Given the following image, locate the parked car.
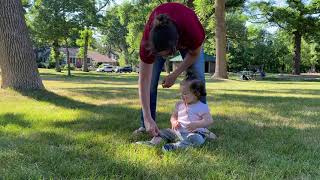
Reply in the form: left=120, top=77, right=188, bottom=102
left=115, top=66, right=133, bottom=73
left=96, top=65, right=114, bottom=72
left=133, top=66, right=140, bottom=73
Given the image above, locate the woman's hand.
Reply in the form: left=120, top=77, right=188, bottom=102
left=162, top=73, right=178, bottom=88
left=144, top=118, right=160, bottom=136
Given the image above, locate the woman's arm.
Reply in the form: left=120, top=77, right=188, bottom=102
left=162, top=46, right=202, bottom=88
left=139, top=61, right=159, bottom=136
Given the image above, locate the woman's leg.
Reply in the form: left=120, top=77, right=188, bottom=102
left=140, top=56, right=166, bottom=128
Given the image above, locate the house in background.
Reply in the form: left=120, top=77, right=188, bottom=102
left=169, top=53, right=216, bottom=73
left=34, top=47, right=118, bottom=68
left=59, top=48, right=118, bottom=67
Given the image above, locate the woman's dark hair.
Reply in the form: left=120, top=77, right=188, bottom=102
left=149, top=14, right=178, bottom=53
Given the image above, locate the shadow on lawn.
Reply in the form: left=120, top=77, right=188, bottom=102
left=219, top=89, right=320, bottom=96
left=204, top=118, right=320, bottom=178
left=65, top=86, right=181, bottom=101
left=0, top=113, right=31, bottom=128
left=40, top=72, right=139, bottom=85
left=16, top=89, right=172, bottom=138
left=0, top=130, right=157, bottom=179
left=6, top=87, right=320, bottom=178
left=211, top=92, right=320, bottom=125
left=261, top=77, right=320, bottom=82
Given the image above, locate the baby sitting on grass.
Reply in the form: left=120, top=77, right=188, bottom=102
left=136, top=78, right=215, bottom=152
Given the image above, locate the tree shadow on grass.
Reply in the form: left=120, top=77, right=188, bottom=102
left=261, top=76, right=320, bottom=82
left=40, top=72, right=139, bottom=84
left=218, top=89, right=320, bottom=96
left=18, top=89, right=98, bottom=110
left=15, top=89, right=172, bottom=141
left=203, top=118, right=320, bottom=178
left=10, top=86, right=320, bottom=178
left=0, top=113, right=31, bottom=128
left=0, top=129, right=158, bottom=179
left=211, top=92, right=320, bottom=125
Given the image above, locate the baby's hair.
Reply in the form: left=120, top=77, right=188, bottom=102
left=180, top=70, right=206, bottom=100
left=189, top=79, right=206, bottom=99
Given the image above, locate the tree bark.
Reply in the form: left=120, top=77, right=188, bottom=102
left=82, top=30, right=89, bottom=72
left=53, top=40, right=61, bottom=72
left=293, top=31, right=301, bottom=75
left=121, top=44, right=129, bottom=65
left=65, top=38, right=71, bottom=76
left=0, top=0, right=44, bottom=90
left=165, top=61, right=170, bottom=74
left=213, top=0, right=228, bottom=79
left=186, top=0, right=194, bottom=9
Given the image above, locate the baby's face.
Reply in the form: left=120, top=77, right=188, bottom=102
left=180, top=84, right=198, bottom=104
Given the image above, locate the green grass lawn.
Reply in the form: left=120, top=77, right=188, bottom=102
left=1, top=69, right=320, bottom=179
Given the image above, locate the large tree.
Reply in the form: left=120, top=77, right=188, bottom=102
left=213, top=0, right=228, bottom=79
left=75, top=0, right=109, bottom=72
left=250, top=0, right=320, bottom=75
left=100, top=1, right=157, bottom=66
left=29, top=0, right=81, bottom=72
left=0, top=0, right=44, bottom=90
left=194, top=0, right=245, bottom=78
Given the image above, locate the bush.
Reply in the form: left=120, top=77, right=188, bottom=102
left=48, top=61, right=56, bottom=69
left=63, top=64, right=75, bottom=71
left=38, top=62, right=47, bottom=68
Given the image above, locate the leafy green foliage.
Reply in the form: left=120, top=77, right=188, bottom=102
left=76, top=28, right=94, bottom=58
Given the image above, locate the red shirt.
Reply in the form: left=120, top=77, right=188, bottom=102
left=139, top=2, right=205, bottom=64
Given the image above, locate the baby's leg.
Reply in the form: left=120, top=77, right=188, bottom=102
left=159, top=128, right=178, bottom=143
left=187, top=133, right=206, bottom=146
left=162, top=132, right=205, bottom=151
left=136, top=128, right=177, bottom=146
left=162, top=131, right=191, bottom=151
left=150, top=136, right=163, bottom=145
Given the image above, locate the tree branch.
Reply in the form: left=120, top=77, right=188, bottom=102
left=97, top=1, right=110, bottom=13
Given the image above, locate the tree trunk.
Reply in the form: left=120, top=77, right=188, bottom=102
left=213, top=0, right=228, bottom=79
left=0, top=0, right=44, bottom=90
left=53, top=41, right=61, bottom=72
left=65, top=39, right=71, bottom=76
left=293, top=31, right=301, bottom=75
left=186, top=0, right=194, bottom=9
left=82, top=30, right=89, bottom=72
left=165, top=61, right=170, bottom=74
left=121, top=44, right=129, bottom=65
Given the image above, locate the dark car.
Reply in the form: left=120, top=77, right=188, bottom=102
left=115, top=66, right=133, bottom=73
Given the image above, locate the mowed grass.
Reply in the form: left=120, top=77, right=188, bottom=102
left=0, top=69, right=320, bottom=179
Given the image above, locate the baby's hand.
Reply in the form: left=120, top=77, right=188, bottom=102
left=186, top=122, right=198, bottom=132
left=171, top=119, right=180, bottom=130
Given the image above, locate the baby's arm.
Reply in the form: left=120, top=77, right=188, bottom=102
left=186, top=104, right=214, bottom=132
left=196, top=113, right=214, bottom=128
left=170, top=102, right=180, bottom=130
left=186, top=113, right=213, bottom=131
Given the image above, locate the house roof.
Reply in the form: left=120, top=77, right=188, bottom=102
left=59, top=48, right=117, bottom=63
left=59, top=48, right=78, bottom=57
left=169, top=55, right=183, bottom=62
left=88, top=50, right=117, bottom=63
left=169, top=53, right=216, bottom=62
left=204, top=54, right=216, bottom=62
